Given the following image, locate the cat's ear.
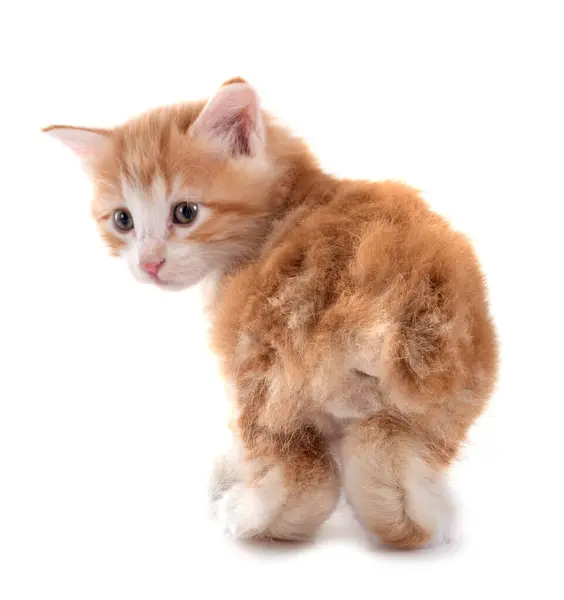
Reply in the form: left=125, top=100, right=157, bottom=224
left=42, top=125, right=110, bottom=168
left=190, top=79, right=264, bottom=157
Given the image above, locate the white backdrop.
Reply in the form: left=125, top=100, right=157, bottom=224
left=1, top=1, right=563, bottom=598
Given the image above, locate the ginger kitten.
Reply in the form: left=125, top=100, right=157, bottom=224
left=43, top=79, right=498, bottom=549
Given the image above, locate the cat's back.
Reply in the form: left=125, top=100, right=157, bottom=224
left=218, top=177, right=466, bottom=311
left=212, top=178, right=497, bottom=412
left=214, top=178, right=484, bottom=344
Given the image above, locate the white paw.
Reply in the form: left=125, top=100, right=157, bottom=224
left=212, top=466, right=287, bottom=539
left=425, top=518, right=455, bottom=548
left=405, top=457, right=458, bottom=549
left=215, top=484, right=269, bottom=538
left=424, top=488, right=458, bottom=549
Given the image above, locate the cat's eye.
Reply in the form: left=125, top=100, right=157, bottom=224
left=113, top=208, right=134, bottom=232
left=173, top=202, right=198, bottom=225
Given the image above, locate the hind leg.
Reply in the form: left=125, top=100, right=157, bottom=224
left=340, top=413, right=455, bottom=549
left=211, top=428, right=339, bottom=541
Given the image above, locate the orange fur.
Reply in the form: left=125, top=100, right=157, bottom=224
left=44, top=80, right=498, bottom=549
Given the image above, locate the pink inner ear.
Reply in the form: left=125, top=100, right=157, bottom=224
left=43, top=126, right=109, bottom=162
left=191, top=83, right=263, bottom=157
left=72, top=145, right=97, bottom=157
left=212, top=108, right=253, bottom=156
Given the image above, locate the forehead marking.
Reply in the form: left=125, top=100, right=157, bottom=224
left=121, top=174, right=171, bottom=238
left=119, top=173, right=194, bottom=242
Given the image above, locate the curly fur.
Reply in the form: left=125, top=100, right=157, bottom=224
left=44, top=78, right=498, bottom=549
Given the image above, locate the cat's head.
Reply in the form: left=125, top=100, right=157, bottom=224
left=43, top=79, right=289, bottom=290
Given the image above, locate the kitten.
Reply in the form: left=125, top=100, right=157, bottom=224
left=43, top=78, right=498, bottom=549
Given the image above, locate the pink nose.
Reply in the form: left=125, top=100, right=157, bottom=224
left=141, top=259, right=165, bottom=276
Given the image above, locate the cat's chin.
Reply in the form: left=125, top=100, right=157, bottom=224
left=149, top=278, right=193, bottom=292
left=142, top=272, right=208, bottom=292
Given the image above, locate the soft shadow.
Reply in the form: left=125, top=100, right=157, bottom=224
left=236, top=536, right=315, bottom=557
left=365, top=531, right=464, bottom=560
left=316, top=504, right=369, bottom=547
left=212, top=499, right=464, bottom=558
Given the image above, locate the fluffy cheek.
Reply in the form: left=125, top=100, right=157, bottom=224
left=159, top=242, right=216, bottom=288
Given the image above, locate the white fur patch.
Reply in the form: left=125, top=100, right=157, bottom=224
left=120, top=175, right=171, bottom=241
left=214, top=466, right=287, bottom=539
left=209, top=432, right=288, bottom=539
left=405, top=456, right=456, bottom=547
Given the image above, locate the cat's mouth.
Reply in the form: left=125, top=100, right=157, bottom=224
left=134, top=263, right=202, bottom=291
left=150, top=275, right=173, bottom=287
left=140, top=270, right=175, bottom=288
left=148, top=275, right=188, bottom=292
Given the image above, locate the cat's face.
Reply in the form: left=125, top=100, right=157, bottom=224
left=44, top=80, right=278, bottom=290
